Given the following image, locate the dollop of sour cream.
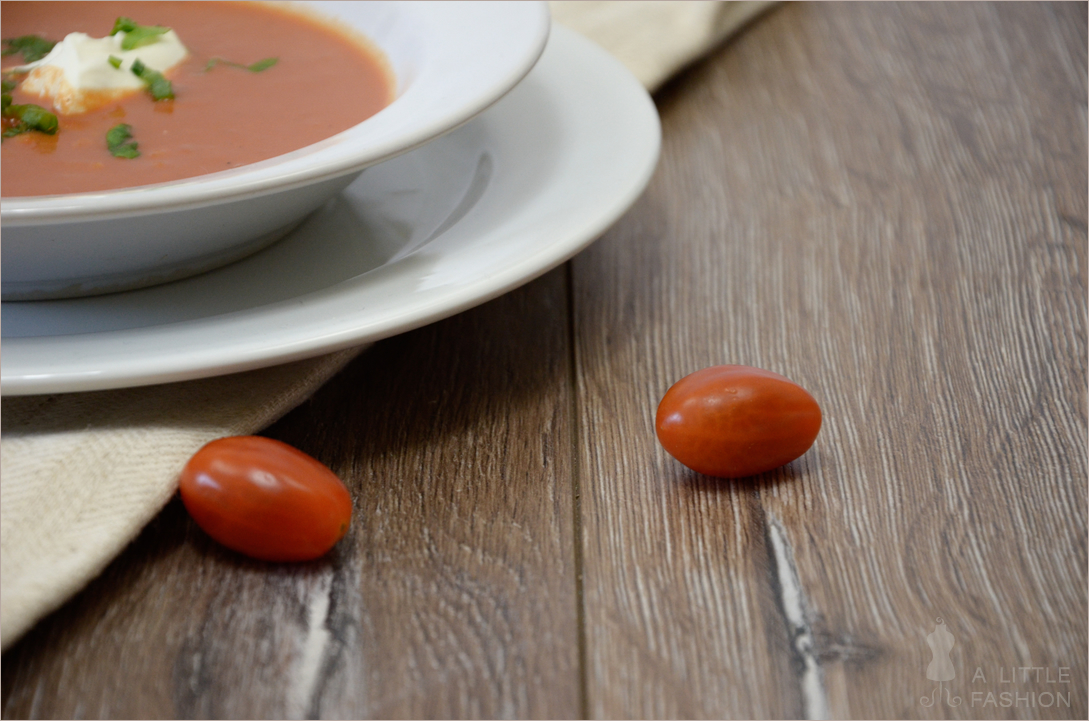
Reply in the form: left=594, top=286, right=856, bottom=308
left=15, top=30, right=188, bottom=114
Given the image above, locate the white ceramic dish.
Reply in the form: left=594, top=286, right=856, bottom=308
left=0, top=1, right=550, bottom=300
left=1, top=25, right=661, bottom=396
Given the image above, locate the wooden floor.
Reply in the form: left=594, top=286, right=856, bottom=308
left=3, top=2, right=1086, bottom=718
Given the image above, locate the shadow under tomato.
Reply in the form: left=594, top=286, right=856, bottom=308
left=673, top=450, right=822, bottom=495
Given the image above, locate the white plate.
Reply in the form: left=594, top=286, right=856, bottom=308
left=1, top=26, right=660, bottom=396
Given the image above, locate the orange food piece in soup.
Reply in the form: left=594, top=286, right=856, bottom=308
left=1, top=1, right=393, bottom=197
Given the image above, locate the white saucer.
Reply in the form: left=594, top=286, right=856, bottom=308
left=1, top=26, right=660, bottom=396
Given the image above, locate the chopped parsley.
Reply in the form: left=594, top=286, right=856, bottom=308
left=2, top=102, right=59, bottom=138
left=131, top=59, right=174, bottom=101
left=205, top=56, right=279, bottom=73
left=111, top=17, right=140, bottom=34
left=110, top=17, right=170, bottom=50
left=2, top=35, right=57, bottom=63
left=2, top=78, right=58, bottom=139
left=109, top=18, right=175, bottom=100
left=106, top=123, right=140, bottom=158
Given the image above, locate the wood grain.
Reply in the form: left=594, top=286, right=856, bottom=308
left=2, top=272, right=581, bottom=719
left=572, top=2, right=1086, bottom=718
left=2, top=2, right=1085, bottom=719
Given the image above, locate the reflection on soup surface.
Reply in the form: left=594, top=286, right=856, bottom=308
left=1, top=1, right=392, bottom=197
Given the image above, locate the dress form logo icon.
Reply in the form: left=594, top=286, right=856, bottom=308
left=920, top=618, right=962, bottom=707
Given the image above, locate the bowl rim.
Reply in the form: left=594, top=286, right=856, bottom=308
left=0, top=0, right=550, bottom=224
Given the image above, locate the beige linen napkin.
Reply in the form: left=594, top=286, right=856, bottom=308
left=0, top=1, right=772, bottom=651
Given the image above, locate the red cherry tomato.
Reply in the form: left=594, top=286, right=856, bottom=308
left=179, top=436, right=352, bottom=562
left=656, top=365, right=822, bottom=478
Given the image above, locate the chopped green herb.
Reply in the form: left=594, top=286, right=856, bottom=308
left=205, top=56, right=279, bottom=73
left=108, top=55, right=123, bottom=69
left=247, top=57, right=278, bottom=72
left=2, top=35, right=57, bottom=63
left=16, top=102, right=57, bottom=132
left=106, top=123, right=140, bottom=158
left=12, top=103, right=56, bottom=131
left=2, top=79, right=14, bottom=115
left=110, top=17, right=170, bottom=50
left=121, top=25, right=170, bottom=50
left=111, top=17, right=139, bottom=35
left=3, top=76, right=58, bottom=138
left=2, top=97, right=59, bottom=139
left=131, top=59, right=174, bottom=101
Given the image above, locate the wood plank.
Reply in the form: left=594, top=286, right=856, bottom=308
left=1, top=271, right=581, bottom=718
left=571, top=2, right=1086, bottom=718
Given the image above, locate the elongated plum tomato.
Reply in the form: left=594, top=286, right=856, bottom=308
left=655, top=365, right=822, bottom=478
left=179, top=436, right=352, bottom=562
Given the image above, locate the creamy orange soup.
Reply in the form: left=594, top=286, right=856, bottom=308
left=1, top=1, right=392, bottom=197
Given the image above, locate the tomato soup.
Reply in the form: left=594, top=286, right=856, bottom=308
left=1, top=1, right=392, bottom=197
